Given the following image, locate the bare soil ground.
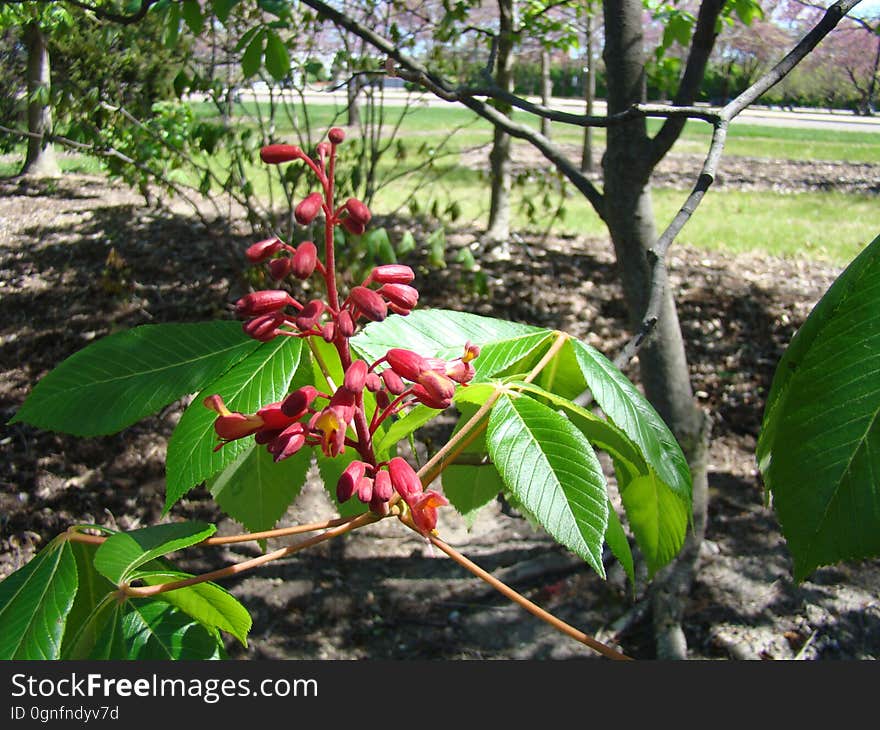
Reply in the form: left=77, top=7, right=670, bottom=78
left=1, top=161, right=879, bottom=660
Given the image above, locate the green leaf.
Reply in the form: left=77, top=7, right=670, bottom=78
left=241, top=30, right=265, bottom=79
left=264, top=30, right=290, bottom=81
left=758, top=234, right=880, bottom=580
left=397, top=230, right=416, bottom=255
left=570, top=339, right=691, bottom=505
left=470, top=332, right=555, bottom=380
left=61, top=540, right=117, bottom=659
left=620, top=472, right=689, bottom=576
left=94, top=522, right=216, bottom=585
left=208, top=442, right=311, bottom=535
left=165, top=336, right=302, bottom=510
left=181, top=0, right=204, bottom=34
left=133, top=571, right=251, bottom=647
left=81, top=599, right=129, bottom=660
left=9, top=322, right=261, bottom=436
left=122, top=599, right=225, bottom=659
left=352, top=309, right=540, bottom=365
left=375, top=404, right=437, bottom=459
left=604, top=502, right=635, bottom=589
left=487, top=394, right=608, bottom=576
left=212, top=0, right=240, bottom=24
left=0, top=538, right=78, bottom=659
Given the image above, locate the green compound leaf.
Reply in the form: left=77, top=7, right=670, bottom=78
left=487, top=394, right=608, bottom=576
left=61, top=540, right=117, bottom=659
left=9, top=322, right=260, bottom=436
left=604, top=501, right=635, bottom=589
left=264, top=30, right=290, bottom=81
left=241, top=29, right=265, bottom=79
left=352, top=309, right=541, bottom=365
left=0, top=538, right=78, bottom=659
left=165, top=336, right=303, bottom=511
left=121, top=599, right=225, bottom=659
left=758, top=233, right=880, bottom=581
left=94, top=522, right=216, bottom=586
left=209, top=442, right=312, bottom=536
left=133, top=571, right=252, bottom=647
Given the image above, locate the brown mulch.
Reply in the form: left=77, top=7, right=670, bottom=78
left=1, top=167, right=878, bottom=660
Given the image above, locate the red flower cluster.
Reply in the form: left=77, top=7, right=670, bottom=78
left=205, top=128, right=479, bottom=535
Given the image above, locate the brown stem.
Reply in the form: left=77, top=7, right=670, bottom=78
left=398, top=515, right=631, bottom=660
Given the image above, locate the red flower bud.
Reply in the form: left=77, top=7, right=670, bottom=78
left=379, top=283, right=418, bottom=312
left=350, top=286, right=387, bottom=322
left=321, top=322, right=337, bottom=343
left=295, top=299, right=325, bottom=331
left=388, top=457, right=423, bottom=505
left=343, top=360, right=369, bottom=393
left=373, top=469, right=394, bottom=502
left=380, top=368, right=406, bottom=395
left=260, top=144, right=303, bottom=164
left=295, top=193, right=324, bottom=225
left=243, top=312, right=286, bottom=341
left=337, top=309, right=355, bottom=338
left=280, top=385, right=318, bottom=419
left=341, top=217, right=366, bottom=236
left=411, top=383, right=452, bottom=410
left=356, top=476, right=374, bottom=503
left=376, top=390, right=391, bottom=410
left=328, top=127, right=346, bottom=144
left=235, top=290, right=293, bottom=318
left=255, top=401, right=293, bottom=430
left=337, top=460, right=368, bottom=503
left=268, top=423, right=307, bottom=462
left=386, top=348, right=428, bottom=382
left=291, top=241, right=318, bottom=279
left=214, top=412, right=264, bottom=442
left=365, top=373, right=382, bottom=392
left=345, top=198, right=372, bottom=225
left=369, top=264, right=414, bottom=285
left=418, top=370, right=456, bottom=402
left=246, top=237, right=283, bottom=263
left=328, top=387, right=357, bottom=424
left=316, top=142, right=331, bottom=158
left=268, top=257, right=293, bottom=280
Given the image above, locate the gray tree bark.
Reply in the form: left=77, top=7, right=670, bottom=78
left=21, top=21, right=60, bottom=178
left=602, top=0, right=710, bottom=659
left=485, top=0, right=515, bottom=245
left=580, top=12, right=595, bottom=173
left=540, top=48, right=552, bottom=138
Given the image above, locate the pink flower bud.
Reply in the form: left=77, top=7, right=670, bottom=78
left=350, top=286, right=387, bottom=322
left=386, top=348, right=428, bottom=382
left=388, top=456, right=423, bottom=505
left=235, top=290, right=293, bottom=318
left=365, top=373, right=381, bottom=392
left=268, top=423, right=307, bottom=462
left=446, top=359, right=476, bottom=384
left=246, top=237, right=283, bottom=263
left=341, top=218, right=366, bottom=236
left=369, top=264, right=414, bottom=285
left=373, top=469, right=394, bottom=502
left=328, top=127, right=345, bottom=144
left=255, top=401, right=293, bottom=429
left=356, top=476, right=374, bottom=503
left=337, top=310, right=355, bottom=338
left=376, top=390, right=390, bottom=410
left=260, top=144, right=303, bottom=164
left=268, top=257, right=293, bottom=280
left=243, top=312, right=286, bottom=341
left=295, top=193, right=324, bottom=225
left=345, top=198, right=371, bottom=225
left=316, top=142, right=331, bottom=158
left=321, top=322, right=337, bottom=343
left=281, top=385, right=318, bottom=419
left=291, top=241, right=318, bottom=279
left=294, top=299, right=325, bottom=331
left=337, top=460, right=368, bottom=503
left=343, top=360, right=368, bottom=393
left=378, top=283, right=418, bottom=312
left=380, top=368, right=406, bottom=395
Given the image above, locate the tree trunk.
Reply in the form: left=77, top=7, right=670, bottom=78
left=485, top=0, right=515, bottom=247
left=20, top=21, right=60, bottom=178
left=581, top=11, right=595, bottom=173
left=602, top=0, right=709, bottom=659
left=540, top=48, right=552, bottom=138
